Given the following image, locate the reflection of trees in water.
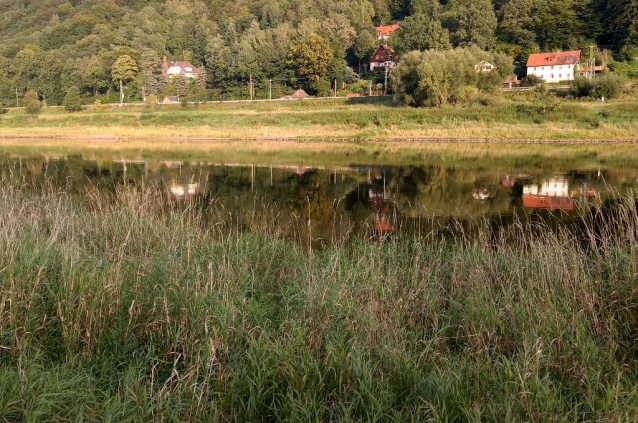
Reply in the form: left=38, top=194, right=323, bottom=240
left=2, top=154, right=637, bottom=244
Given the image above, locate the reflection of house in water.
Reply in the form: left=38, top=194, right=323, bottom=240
left=500, top=175, right=517, bottom=188
left=369, top=188, right=395, bottom=232
left=522, top=178, right=574, bottom=211
left=168, top=182, right=199, bottom=200
left=472, top=189, right=490, bottom=200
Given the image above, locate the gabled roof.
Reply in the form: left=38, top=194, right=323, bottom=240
left=170, top=61, right=198, bottom=73
left=281, top=89, right=309, bottom=99
left=376, top=24, right=399, bottom=36
left=371, top=45, right=398, bottom=63
left=526, top=50, right=581, bottom=67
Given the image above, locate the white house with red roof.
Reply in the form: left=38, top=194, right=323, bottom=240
left=370, top=45, right=398, bottom=71
left=375, top=24, right=399, bottom=40
left=162, top=56, right=199, bottom=79
left=526, top=50, right=581, bottom=83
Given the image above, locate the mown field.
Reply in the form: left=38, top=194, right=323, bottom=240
left=1, top=176, right=637, bottom=421
left=2, top=96, right=638, bottom=140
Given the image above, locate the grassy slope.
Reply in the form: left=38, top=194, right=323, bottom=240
left=2, top=96, right=638, bottom=140
left=1, top=182, right=637, bottom=421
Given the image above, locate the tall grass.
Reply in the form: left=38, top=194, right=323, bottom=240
left=1, top=176, right=637, bottom=421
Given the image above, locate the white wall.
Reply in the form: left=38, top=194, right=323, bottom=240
left=527, top=64, right=575, bottom=83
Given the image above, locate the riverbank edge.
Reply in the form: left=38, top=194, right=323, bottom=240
left=2, top=134, right=638, bottom=144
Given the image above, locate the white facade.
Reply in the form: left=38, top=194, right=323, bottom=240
left=527, top=64, right=575, bottom=83
left=167, top=65, right=197, bottom=79
left=523, top=178, right=569, bottom=197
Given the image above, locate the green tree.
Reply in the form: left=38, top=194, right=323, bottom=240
left=111, top=54, right=138, bottom=104
left=144, top=93, right=158, bottom=109
left=353, top=30, right=376, bottom=68
left=289, top=34, right=334, bottom=79
left=175, top=73, right=189, bottom=99
left=24, top=90, right=41, bottom=115
left=534, top=0, right=580, bottom=50
left=63, top=86, right=83, bottom=112
left=455, top=0, right=497, bottom=49
left=500, top=0, right=537, bottom=49
left=389, top=14, right=451, bottom=53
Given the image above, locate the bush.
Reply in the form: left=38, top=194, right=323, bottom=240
left=522, top=74, right=542, bottom=87
left=0, top=103, right=7, bottom=114
left=619, top=45, right=638, bottom=62
left=24, top=90, right=41, bottom=115
left=570, top=76, right=595, bottom=98
left=593, top=73, right=625, bottom=99
left=392, top=46, right=514, bottom=107
left=571, top=74, right=625, bottom=99
left=144, top=94, right=158, bottom=110
left=63, top=86, right=83, bottom=112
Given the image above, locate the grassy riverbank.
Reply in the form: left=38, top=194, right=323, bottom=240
left=2, top=97, right=638, bottom=140
left=1, top=180, right=637, bottom=421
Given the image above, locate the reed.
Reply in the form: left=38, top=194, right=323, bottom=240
left=0, top=175, right=637, bottom=421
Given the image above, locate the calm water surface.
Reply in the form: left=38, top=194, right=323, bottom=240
left=3, top=147, right=638, bottom=245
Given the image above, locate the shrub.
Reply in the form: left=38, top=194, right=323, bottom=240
left=24, top=90, right=41, bottom=115
left=570, top=76, right=595, bottom=98
left=144, top=94, right=158, bottom=110
left=392, top=46, right=513, bottom=107
left=619, top=45, right=638, bottom=62
left=63, top=86, right=83, bottom=112
left=593, top=73, right=625, bottom=99
left=522, top=74, right=542, bottom=87
left=0, top=103, right=7, bottom=114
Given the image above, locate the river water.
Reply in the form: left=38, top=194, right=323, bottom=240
left=2, top=146, right=637, bottom=246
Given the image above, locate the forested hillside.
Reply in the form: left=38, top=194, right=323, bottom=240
left=0, top=0, right=636, bottom=105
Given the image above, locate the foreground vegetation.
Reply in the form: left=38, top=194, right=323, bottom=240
left=3, top=96, right=638, bottom=140
left=1, top=176, right=637, bottom=421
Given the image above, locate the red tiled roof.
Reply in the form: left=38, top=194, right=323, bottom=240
left=376, top=24, right=399, bottom=37
left=522, top=195, right=574, bottom=211
left=526, top=50, right=581, bottom=67
left=370, top=45, right=398, bottom=63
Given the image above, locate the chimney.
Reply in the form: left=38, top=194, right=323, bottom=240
left=162, top=56, right=168, bottom=75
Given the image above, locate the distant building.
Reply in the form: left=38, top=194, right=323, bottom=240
left=162, top=56, right=199, bottom=79
left=162, top=96, right=179, bottom=104
left=526, top=50, right=581, bottom=83
left=375, top=24, right=399, bottom=40
left=502, top=75, right=521, bottom=89
left=280, top=89, right=310, bottom=100
left=475, top=61, right=494, bottom=72
left=370, top=45, right=398, bottom=71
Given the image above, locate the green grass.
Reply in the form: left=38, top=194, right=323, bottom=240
left=3, top=97, right=638, bottom=140
left=1, top=178, right=638, bottom=421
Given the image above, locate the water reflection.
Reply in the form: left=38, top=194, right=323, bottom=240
left=522, top=178, right=574, bottom=211
left=2, top=151, right=638, bottom=244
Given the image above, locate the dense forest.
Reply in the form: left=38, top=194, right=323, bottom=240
left=0, top=0, right=637, bottom=105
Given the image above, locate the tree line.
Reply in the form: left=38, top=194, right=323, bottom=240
left=0, top=0, right=636, bottom=107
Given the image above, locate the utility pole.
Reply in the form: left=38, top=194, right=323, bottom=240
left=249, top=74, right=253, bottom=101
left=587, top=46, right=596, bottom=79
left=269, top=79, right=272, bottom=100
left=369, top=80, right=372, bottom=96
left=334, top=79, right=337, bottom=98
left=15, top=87, right=18, bottom=107
left=384, top=66, right=388, bottom=96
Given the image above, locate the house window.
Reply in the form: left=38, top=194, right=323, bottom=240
left=567, top=73, right=571, bottom=78
left=550, top=74, right=554, bottom=79
left=559, top=74, right=562, bottom=78
left=551, top=66, right=554, bottom=69
left=559, top=65, right=562, bottom=69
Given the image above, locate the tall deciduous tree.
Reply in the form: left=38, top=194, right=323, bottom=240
left=111, top=54, right=137, bottom=104
left=500, top=0, right=537, bottom=49
left=289, top=34, right=334, bottom=79
left=455, top=0, right=497, bottom=49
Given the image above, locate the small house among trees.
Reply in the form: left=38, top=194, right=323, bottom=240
left=370, top=45, right=398, bottom=71
left=163, top=57, right=198, bottom=79
left=526, top=50, right=581, bottom=83
left=280, top=89, right=310, bottom=100
left=375, top=24, right=399, bottom=40
left=163, top=96, right=179, bottom=104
